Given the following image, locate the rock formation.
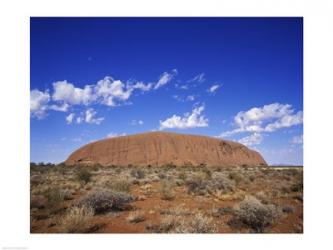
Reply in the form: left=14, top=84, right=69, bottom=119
left=65, top=131, right=267, bottom=167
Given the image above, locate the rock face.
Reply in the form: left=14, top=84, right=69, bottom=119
left=65, top=131, right=267, bottom=167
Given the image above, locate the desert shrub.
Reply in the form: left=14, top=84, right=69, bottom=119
left=30, top=194, right=46, bottom=209
left=201, top=167, right=212, bottom=179
left=76, top=189, right=133, bottom=213
left=185, top=174, right=208, bottom=195
left=160, top=181, right=175, bottom=200
left=174, top=213, right=217, bottom=233
left=163, top=163, right=177, bottom=170
left=233, top=196, right=280, bottom=232
left=145, top=216, right=179, bottom=233
left=290, top=182, right=303, bottom=192
left=91, top=164, right=102, bottom=172
left=30, top=175, right=43, bottom=186
left=158, top=172, right=167, bottom=179
left=43, top=187, right=65, bottom=209
left=228, top=172, right=243, bottom=184
left=282, top=205, right=295, bottom=213
left=130, top=169, right=145, bottom=179
left=178, top=170, right=187, bottom=181
left=293, top=194, right=303, bottom=202
left=58, top=205, right=94, bottom=233
left=211, top=173, right=236, bottom=193
left=211, top=207, right=233, bottom=217
left=255, top=191, right=270, bottom=204
left=127, top=211, right=146, bottom=223
left=108, top=179, right=132, bottom=193
left=158, top=215, right=180, bottom=233
left=160, top=206, right=191, bottom=216
left=75, top=167, right=92, bottom=185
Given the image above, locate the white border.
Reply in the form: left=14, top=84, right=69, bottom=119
left=1, top=0, right=333, bottom=249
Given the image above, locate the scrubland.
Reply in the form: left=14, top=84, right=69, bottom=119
left=30, top=163, right=303, bottom=233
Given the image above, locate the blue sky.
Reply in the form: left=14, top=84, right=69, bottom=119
left=30, top=17, right=303, bottom=165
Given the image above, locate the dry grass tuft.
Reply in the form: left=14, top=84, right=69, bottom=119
left=127, top=211, right=146, bottom=223
left=58, top=205, right=94, bottom=233
left=160, top=181, right=175, bottom=200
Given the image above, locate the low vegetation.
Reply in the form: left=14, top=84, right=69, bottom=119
left=75, top=167, right=92, bottom=185
left=57, top=205, right=94, bottom=233
left=232, top=196, right=281, bottom=232
left=76, top=189, right=134, bottom=213
left=30, top=163, right=303, bottom=233
left=127, top=211, right=146, bottom=223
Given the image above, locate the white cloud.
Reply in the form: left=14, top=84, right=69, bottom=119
left=95, top=77, right=133, bottom=106
left=219, top=103, right=303, bottom=138
left=264, top=111, right=303, bottom=132
left=238, top=133, right=263, bottom=147
left=49, top=103, right=69, bottom=112
left=291, top=135, right=303, bottom=144
left=175, top=84, right=189, bottom=90
left=67, top=109, right=104, bottom=125
left=31, top=70, right=179, bottom=120
left=107, top=132, right=127, bottom=138
left=52, top=80, right=95, bottom=105
left=188, top=73, right=205, bottom=83
left=130, top=81, right=153, bottom=92
left=207, top=84, right=220, bottom=94
left=173, top=95, right=196, bottom=102
left=154, top=69, right=178, bottom=89
left=30, top=89, right=50, bottom=119
left=131, top=119, right=144, bottom=125
left=76, top=116, right=83, bottom=124
left=66, top=113, right=75, bottom=124
left=85, top=108, right=104, bottom=124
left=159, top=105, right=208, bottom=130
left=186, top=95, right=195, bottom=101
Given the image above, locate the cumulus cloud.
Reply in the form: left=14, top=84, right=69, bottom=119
left=49, top=103, right=69, bottom=112
left=154, top=69, right=178, bottom=89
left=159, top=105, right=208, bottom=130
left=207, top=84, right=220, bottom=94
left=85, top=108, right=104, bottom=124
left=219, top=103, right=303, bottom=138
left=238, top=133, right=263, bottom=146
left=52, top=80, right=95, bottom=105
left=66, top=113, right=75, bottom=124
left=30, top=89, right=50, bottom=119
left=95, top=77, right=133, bottom=106
left=291, top=135, right=303, bottom=144
left=66, top=109, right=104, bottom=125
left=31, top=70, right=179, bottom=119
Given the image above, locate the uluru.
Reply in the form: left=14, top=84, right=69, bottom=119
left=65, top=131, right=267, bottom=167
